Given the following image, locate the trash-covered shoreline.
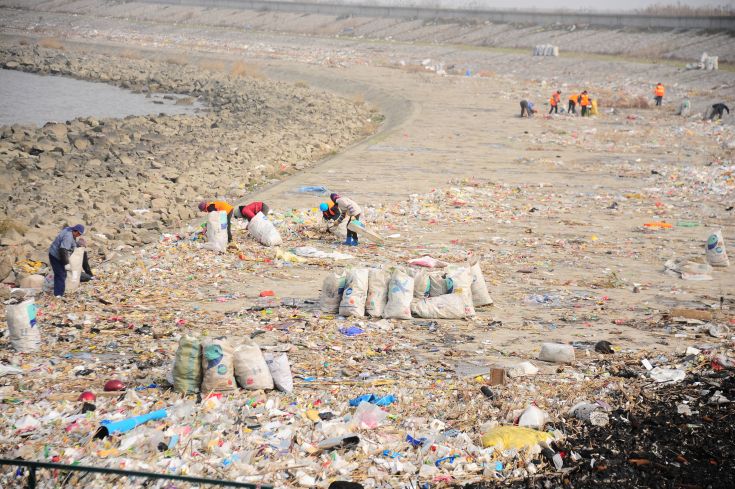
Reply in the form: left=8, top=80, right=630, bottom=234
left=1, top=4, right=735, bottom=487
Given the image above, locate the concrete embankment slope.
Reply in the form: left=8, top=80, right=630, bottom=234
left=145, top=0, right=735, bottom=30
left=1, top=0, right=734, bottom=62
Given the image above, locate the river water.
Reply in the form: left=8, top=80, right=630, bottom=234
left=0, top=69, right=204, bottom=127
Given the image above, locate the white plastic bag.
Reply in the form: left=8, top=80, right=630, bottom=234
left=265, top=352, right=293, bottom=393
left=410, top=294, right=467, bottom=319
left=200, top=337, right=236, bottom=392
left=383, top=269, right=414, bottom=320
left=446, top=266, right=476, bottom=317
left=469, top=260, right=493, bottom=307
left=6, top=299, right=41, bottom=352
left=320, top=272, right=346, bottom=313
left=412, top=270, right=431, bottom=298
left=428, top=272, right=449, bottom=297
left=248, top=212, right=282, bottom=247
left=366, top=269, right=389, bottom=318
left=706, top=229, right=729, bottom=267
left=64, top=247, right=85, bottom=293
left=339, top=268, right=369, bottom=317
left=204, top=211, right=228, bottom=253
left=234, top=342, right=274, bottom=390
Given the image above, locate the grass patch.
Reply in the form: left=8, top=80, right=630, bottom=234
left=38, top=38, right=64, bottom=50
left=199, top=59, right=227, bottom=72
left=294, top=80, right=309, bottom=88
left=164, top=54, right=188, bottom=66
left=119, top=49, right=142, bottom=60
left=230, top=60, right=264, bottom=79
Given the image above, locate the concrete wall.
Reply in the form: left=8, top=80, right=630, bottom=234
left=146, top=0, right=735, bottom=30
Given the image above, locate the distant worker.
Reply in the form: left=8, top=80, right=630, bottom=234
left=676, top=97, right=691, bottom=116
left=568, top=93, right=578, bottom=115
left=324, top=192, right=362, bottom=246
left=579, top=91, right=590, bottom=117
left=234, top=201, right=270, bottom=224
left=548, top=90, right=561, bottom=114
left=198, top=200, right=234, bottom=243
left=654, top=83, right=665, bottom=106
left=709, top=102, right=730, bottom=120
left=520, top=100, right=536, bottom=118
left=48, top=224, right=85, bottom=297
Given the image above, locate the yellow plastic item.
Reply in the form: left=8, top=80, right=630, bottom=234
left=590, top=99, right=598, bottom=115
left=275, top=248, right=306, bottom=263
left=481, top=426, right=553, bottom=449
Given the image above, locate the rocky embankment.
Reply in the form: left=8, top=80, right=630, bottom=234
left=0, top=43, right=378, bottom=285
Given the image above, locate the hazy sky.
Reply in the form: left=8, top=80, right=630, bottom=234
left=342, top=0, right=734, bottom=11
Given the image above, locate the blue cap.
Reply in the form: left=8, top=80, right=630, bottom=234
left=319, top=203, right=329, bottom=212
left=70, top=224, right=85, bottom=234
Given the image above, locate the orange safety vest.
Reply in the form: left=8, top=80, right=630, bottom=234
left=580, top=94, right=590, bottom=106
left=549, top=96, right=557, bottom=106
left=655, top=84, right=665, bottom=97
left=569, top=94, right=578, bottom=102
left=208, top=201, right=234, bottom=214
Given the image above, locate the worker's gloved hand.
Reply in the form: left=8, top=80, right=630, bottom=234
left=64, top=264, right=71, bottom=271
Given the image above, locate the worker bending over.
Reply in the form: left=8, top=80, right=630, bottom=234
left=568, top=93, right=578, bottom=115
left=709, top=103, right=730, bottom=120
left=549, top=90, right=561, bottom=114
left=234, top=201, right=270, bottom=224
left=520, top=100, right=536, bottom=118
left=322, top=193, right=362, bottom=246
left=198, top=201, right=234, bottom=242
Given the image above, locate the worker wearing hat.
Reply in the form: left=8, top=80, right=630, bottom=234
left=321, top=193, right=362, bottom=246
left=48, top=224, right=84, bottom=297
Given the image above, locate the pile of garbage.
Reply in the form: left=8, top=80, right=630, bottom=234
left=532, top=45, right=559, bottom=57
left=320, top=257, right=492, bottom=321
left=686, top=52, right=719, bottom=71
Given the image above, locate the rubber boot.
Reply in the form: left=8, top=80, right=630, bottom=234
left=351, top=236, right=359, bottom=247
left=343, top=237, right=354, bottom=246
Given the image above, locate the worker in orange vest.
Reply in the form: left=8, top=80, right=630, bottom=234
left=198, top=200, right=235, bottom=243
left=567, top=93, right=578, bottom=115
left=578, top=91, right=590, bottom=117
left=548, top=90, right=561, bottom=114
left=654, top=83, right=665, bottom=106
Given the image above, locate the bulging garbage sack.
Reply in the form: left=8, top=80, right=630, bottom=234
left=383, top=269, right=414, bottom=320
left=410, top=294, right=467, bottom=319
left=706, top=229, right=729, bottom=267
left=339, top=268, right=369, bottom=317
left=200, top=337, right=236, bottom=392
left=173, top=335, right=202, bottom=394
left=248, top=212, right=282, bottom=247
left=6, top=299, right=40, bottom=352
left=265, top=352, right=293, bottom=393
left=538, top=343, right=576, bottom=364
left=446, top=266, right=476, bottom=317
left=64, top=247, right=85, bottom=293
left=469, top=260, right=493, bottom=307
left=428, top=271, right=449, bottom=297
left=320, top=272, right=346, bottom=313
left=365, top=269, right=389, bottom=318
left=19, top=275, right=45, bottom=289
left=412, top=270, right=431, bottom=298
left=204, top=211, right=228, bottom=252
left=234, top=342, right=274, bottom=390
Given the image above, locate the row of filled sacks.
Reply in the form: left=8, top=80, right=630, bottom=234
left=319, top=260, right=492, bottom=320
left=171, top=336, right=293, bottom=394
